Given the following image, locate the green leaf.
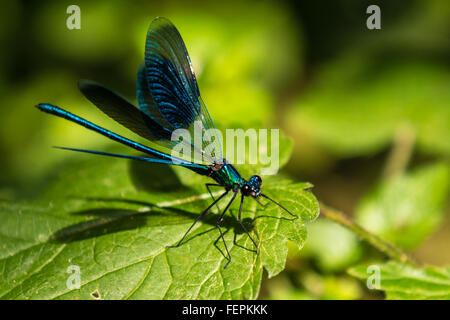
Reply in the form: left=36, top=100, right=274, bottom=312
left=303, top=218, right=363, bottom=272
left=286, top=61, right=450, bottom=157
left=0, top=147, right=318, bottom=299
left=348, top=261, right=450, bottom=300
left=265, top=271, right=362, bottom=300
left=356, top=162, right=450, bottom=249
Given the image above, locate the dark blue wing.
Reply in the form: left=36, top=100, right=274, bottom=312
left=136, top=65, right=213, bottom=163
left=79, top=79, right=206, bottom=164
left=142, top=17, right=223, bottom=163
left=136, top=63, right=174, bottom=130
left=79, top=79, right=172, bottom=142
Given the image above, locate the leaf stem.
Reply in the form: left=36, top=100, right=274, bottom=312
left=319, top=203, right=416, bottom=265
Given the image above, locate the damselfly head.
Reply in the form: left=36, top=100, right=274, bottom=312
left=242, top=175, right=262, bottom=198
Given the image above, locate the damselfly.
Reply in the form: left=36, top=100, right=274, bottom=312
left=37, top=17, right=295, bottom=267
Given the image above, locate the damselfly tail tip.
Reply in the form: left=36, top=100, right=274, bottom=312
left=36, top=103, right=56, bottom=113
left=35, top=103, right=46, bottom=111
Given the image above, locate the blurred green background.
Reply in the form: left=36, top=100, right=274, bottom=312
left=0, top=0, right=449, bottom=299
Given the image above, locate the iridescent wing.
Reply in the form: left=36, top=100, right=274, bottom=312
left=79, top=17, right=222, bottom=165
left=79, top=79, right=202, bottom=164
left=141, top=17, right=223, bottom=164
left=79, top=79, right=172, bottom=142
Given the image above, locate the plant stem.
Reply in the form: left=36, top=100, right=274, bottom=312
left=382, top=123, right=416, bottom=180
left=320, top=203, right=416, bottom=265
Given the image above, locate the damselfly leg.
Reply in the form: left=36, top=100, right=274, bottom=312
left=166, top=190, right=229, bottom=249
